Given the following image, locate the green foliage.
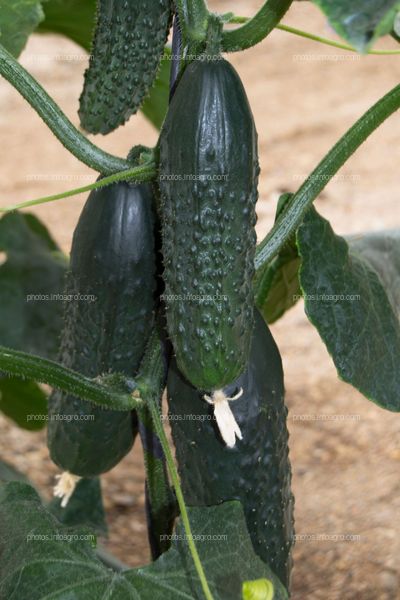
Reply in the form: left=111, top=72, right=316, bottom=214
left=0, top=482, right=288, bottom=600
left=0, top=212, right=66, bottom=429
left=297, top=208, right=400, bottom=411
left=312, top=0, right=400, bottom=52
left=0, top=377, right=47, bottom=431
left=37, top=0, right=96, bottom=51
left=0, top=0, right=44, bottom=56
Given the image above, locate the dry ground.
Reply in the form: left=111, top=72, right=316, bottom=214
left=0, top=1, right=399, bottom=598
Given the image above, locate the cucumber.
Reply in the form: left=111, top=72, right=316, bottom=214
left=79, top=0, right=172, bottom=134
left=167, top=310, right=294, bottom=589
left=47, top=181, right=156, bottom=490
left=159, top=56, right=259, bottom=394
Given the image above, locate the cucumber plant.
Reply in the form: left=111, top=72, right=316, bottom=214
left=0, top=0, right=399, bottom=599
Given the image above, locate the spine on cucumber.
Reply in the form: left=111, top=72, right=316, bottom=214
left=167, top=310, right=294, bottom=589
left=79, top=0, right=172, bottom=134
left=159, top=56, right=259, bottom=394
left=47, top=181, right=156, bottom=484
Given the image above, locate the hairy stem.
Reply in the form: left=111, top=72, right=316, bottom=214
left=174, top=0, right=209, bottom=48
left=0, top=164, right=156, bottom=212
left=255, top=83, right=400, bottom=269
left=229, top=16, right=400, bottom=55
left=0, top=346, right=139, bottom=411
left=137, top=329, right=214, bottom=600
left=0, top=44, right=130, bottom=174
left=222, top=0, right=293, bottom=52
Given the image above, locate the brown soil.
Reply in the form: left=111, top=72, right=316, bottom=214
left=0, top=2, right=399, bottom=598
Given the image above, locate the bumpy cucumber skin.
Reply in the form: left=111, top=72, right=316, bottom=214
left=160, top=57, right=259, bottom=391
left=167, top=310, right=294, bottom=589
left=48, top=182, right=156, bottom=477
left=79, top=0, right=172, bottom=134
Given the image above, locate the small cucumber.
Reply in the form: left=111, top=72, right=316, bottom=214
left=79, top=0, right=172, bottom=134
left=159, top=56, right=259, bottom=393
left=167, top=310, right=294, bottom=589
left=47, top=182, right=156, bottom=483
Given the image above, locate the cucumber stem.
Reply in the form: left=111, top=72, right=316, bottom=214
left=228, top=16, right=400, bottom=55
left=137, top=329, right=214, bottom=600
left=0, top=164, right=156, bottom=213
left=0, top=43, right=130, bottom=174
left=221, top=0, right=293, bottom=52
left=255, top=83, right=400, bottom=269
left=0, top=346, right=139, bottom=411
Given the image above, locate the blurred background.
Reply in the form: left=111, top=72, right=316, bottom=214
left=0, top=1, right=399, bottom=598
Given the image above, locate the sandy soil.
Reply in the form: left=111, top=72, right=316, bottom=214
left=0, top=1, right=399, bottom=598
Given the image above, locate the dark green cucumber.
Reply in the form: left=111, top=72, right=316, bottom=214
left=47, top=181, right=156, bottom=477
left=79, top=0, right=172, bottom=134
left=159, top=56, right=259, bottom=392
left=167, top=310, right=294, bottom=589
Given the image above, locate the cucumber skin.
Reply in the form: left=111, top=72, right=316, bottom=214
left=79, top=0, right=172, bottom=134
left=48, top=182, right=156, bottom=477
left=167, top=310, right=294, bottom=589
left=160, top=57, right=259, bottom=392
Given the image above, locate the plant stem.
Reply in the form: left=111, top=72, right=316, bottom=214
left=255, top=83, right=400, bottom=269
left=221, top=0, right=293, bottom=52
left=228, top=16, right=400, bottom=55
left=137, top=329, right=214, bottom=600
left=0, top=44, right=130, bottom=174
left=174, top=0, right=209, bottom=48
left=0, top=164, right=156, bottom=213
left=0, top=346, right=139, bottom=411
left=147, top=394, right=214, bottom=600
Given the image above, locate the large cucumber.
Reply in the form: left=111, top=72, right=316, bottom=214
left=159, top=56, right=259, bottom=393
left=167, top=310, right=294, bottom=589
left=79, top=0, right=172, bottom=134
left=48, top=182, right=156, bottom=483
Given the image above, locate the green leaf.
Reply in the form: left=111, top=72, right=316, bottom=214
left=254, top=194, right=301, bottom=324
left=0, top=482, right=288, bottom=600
left=312, top=0, right=400, bottom=52
left=0, top=211, right=66, bottom=359
left=0, top=377, right=47, bottom=431
left=348, top=230, right=400, bottom=317
left=37, top=0, right=95, bottom=52
left=49, top=477, right=108, bottom=536
left=297, top=208, right=400, bottom=411
left=0, top=0, right=44, bottom=56
left=37, top=0, right=170, bottom=130
left=0, top=212, right=66, bottom=428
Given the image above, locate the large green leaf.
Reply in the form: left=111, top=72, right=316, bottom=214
left=0, top=482, right=288, bottom=600
left=254, top=194, right=301, bottom=324
left=312, top=0, right=400, bottom=52
left=348, top=230, right=400, bottom=317
left=37, top=0, right=170, bottom=130
left=0, top=0, right=44, bottom=56
left=0, top=212, right=66, bottom=429
left=297, top=208, right=400, bottom=411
